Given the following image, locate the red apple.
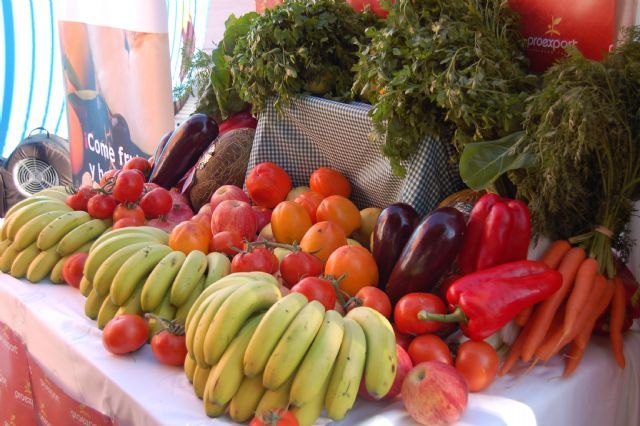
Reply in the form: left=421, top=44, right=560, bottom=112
left=359, top=344, right=413, bottom=401
left=198, top=203, right=213, bottom=216
left=252, top=206, right=272, bottom=231
left=209, top=185, right=250, bottom=212
left=211, top=200, right=257, bottom=241
left=401, top=361, right=468, bottom=426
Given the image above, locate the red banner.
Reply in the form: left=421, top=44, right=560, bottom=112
left=510, top=0, right=615, bottom=73
left=0, top=323, right=37, bottom=425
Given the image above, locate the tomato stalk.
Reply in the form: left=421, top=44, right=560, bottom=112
left=144, top=313, right=185, bottom=336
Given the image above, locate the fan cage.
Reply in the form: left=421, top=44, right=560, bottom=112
left=12, top=157, right=60, bottom=197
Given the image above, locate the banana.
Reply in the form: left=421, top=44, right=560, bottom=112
left=151, top=291, right=177, bottom=320
left=79, top=276, right=93, bottom=297
left=0, top=239, right=12, bottom=258
left=324, top=317, right=367, bottom=420
left=203, top=399, right=227, bottom=418
left=291, top=372, right=331, bottom=426
left=203, top=281, right=281, bottom=366
left=49, top=256, right=67, bottom=284
left=32, top=187, right=68, bottom=201
left=84, top=233, right=155, bottom=281
left=4, top=195, right=66, bottom=220
left=5, top=199, right=71, bottom=240
left=193, top=365, right=212, bottom=400
left=244, top=292, right=309, bottom=378
left=12, top=210, right=69, bottom=251
left=204, top=252, right=231, bottom=287
left=56, top=218, right=112, bottom=256
left=205, top=314, right=264, bottom=405
left=140, top=250, right=186, bottom=312
left=0, top=243, right=20, bottom=273
left=255, top=375, right=294, bottom=417
left=184, top=354, right=197, bottom=383
left=97, top=296, right=120, bottom=329
left=109, top=244, right=172, bottom=306
left=93, top=242, right=152, bottom=297
left=169, top=250, right=208, bottom=306
left=85, top=288, right=107, bottom=320
left=90, top=226, right=169, bottom=251
left=174, top=276, right=204, bottom=325
left=262, top=300, right=326, bottom=390
left=290, top=309, right=345, bottom=406
left=25, top=245, right=61, bottom=283
left=345, top=306, right=397, bottom=399
left=10, top=243, right=41, bottom=278
left=229, top=375, right=267, bottom=423
left=36, top=210, right=92, bottom=250
left=116, top=280, right=145, bottom=316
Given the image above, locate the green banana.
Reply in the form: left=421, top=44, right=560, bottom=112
left=228, top=375, right=267, bottom=423
left=290, top=309, right=345, bottom=406
left=345, top=306, right=397, bottom=399
left=97, top=296, right=120, bottom=329
left=262, top=300, right=326, bottom=390
left=36, top=210, right=92, bottom=250
left=92, top=242, right=152, bottom=297
left=84, top=233, right=156, bottom=281
left=255, top=375, right=294, bottom=417
left=169, top=250, right=208, bottom=306
left=6, top=199, right=71, bottom=240
left=109, top=244, right=172, bottom=305
left=26, top=245, right=62, bottom=283
left=32, top=186, right=68, bottom=201
left=205, top=314, right=264, bottom=405
left=174, top=276, right=204, bottom=325
left=116, top=280, right=144, bottom=316
left=204, top=252, right=231, bottom=287
left=4, top=195, right=66, bottom=221
left=10, top=243, right=41, bottom=278
left=243, top=292, right=308, bottom=378
left=324, top=317, right=367, bottom=420
left=151, top=291, right=177, bottom=320
left=203, top=281, right=281, bottom=366
left=140, top=250, right=186, bottom=312
left=12, top=210, right=69, bottom=251
left=291, top=372, right=331, bottom=426
left=184, top=354, right=197, bottom=383
left=90, top=226, right=168, bottom=251
left=85, top=288, right=107, bottom=320
left=56, top=218, right=111, bottom=256
left=79, top=276, right=93, bottom=297
left=193, top=365, right=212, bottom=400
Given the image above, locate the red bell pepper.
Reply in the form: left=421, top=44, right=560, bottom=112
left=457, top=193, right=531, bottom=274
left=420, top=263, right=562, bottom=341
left=217, top=111, right=257, bottom=136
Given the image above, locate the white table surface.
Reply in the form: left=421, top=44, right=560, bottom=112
left=0, top=272, right=639, bottom=426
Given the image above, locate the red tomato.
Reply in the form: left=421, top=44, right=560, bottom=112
left=102, top=314, right=149, bottom=355
left=250, top=409, right=299, bottom=426
left=87, top=194, right=117, bottom=219
left=100, top=168, right=120, bottom=186
left=113, top=203, right=145, bottom=224
left=394, top=326, right=413, bottom=351
left=407, top=334, right=453, bottom=366
left=151, top=330, right=187, bottom=366
left=113, top=217, right=144, bottom=229
left=123, top=157, right=152, bottom=179
left=346, top=286, right=392, bottom=319
left=113, top=170, right=145, bottom=203
left=140, top=187, right=173, bottom=219
left=394, top=293, right=447, bottom=335
left=209, top=231, right=245, bottom=257
left=291, top=276, right=337, bottom=311
left=455, top=340, right=499, bottom=392
left=231, top=248, right=279, bottom=274
left=246, top=162, right=292, bottom=208
left=62, top=252, right=88, bottom=288
left=65, top=185, right=96, bottom=211
left=279, top=251, right=324, bottom=288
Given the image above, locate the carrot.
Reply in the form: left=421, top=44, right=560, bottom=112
left=609, top=276, right=626, bottom=369
left=500, top=319, right=533, bottom=376
left=563, top=341, right=585, bottom=377
left=521, top=247, right=586, bottom=361
left=540, top=239, right=572, bottom=269
left=514, top=307, right=533, bottom=326
left=562, top=257, right=598, bottom=339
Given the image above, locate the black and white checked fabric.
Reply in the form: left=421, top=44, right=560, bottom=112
left=247, top=96, right=463, bottom=217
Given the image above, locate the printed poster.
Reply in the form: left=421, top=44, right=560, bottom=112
left=0, top=323, right=37, bottom=425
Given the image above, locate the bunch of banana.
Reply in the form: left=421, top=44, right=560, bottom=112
left=0, top=187, right=114, bottom=283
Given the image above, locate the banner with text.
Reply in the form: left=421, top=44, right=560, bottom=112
left=0, top=323, right=37, bottom=425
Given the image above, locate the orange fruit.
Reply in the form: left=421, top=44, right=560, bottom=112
left=299, top=221, right=347, bottom=263
left=324, top=245, right=379, bottom=296
left=309, top=167, right=352, bottom=198
left=271, top=201, right=312, bottom=244
left=316, top=195, right=362, bottom=236
left=168, top=221, right=211, bottom=254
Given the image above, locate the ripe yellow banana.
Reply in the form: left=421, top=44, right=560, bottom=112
left=203, top=399, right=227, bottom=418
left=205, top=314, right=264, bottom=405
left=193, top=365, right=212, bottom=400
left=56, top=218, right=111, bottom=256
left=262, top=300, right=325, bottom=390
left=36, top=210, right=92, bottom=250
left=151, top=291, right=177, bottom=320
left=79, top=276, right=93, bottom=297
left=325, top=317, right=367, bottom=420
left=6, top=199, right=71, bottom=240
left=4, top=195, right=65, bottom=221
left=243, top=292, right=308, bottom=378
left=92, top=242, right=152, bottom=297
left=290, top=309, right=345, bottom=406
left=174, top=276, right=204, bottom=325
left=109, top=244, right=172, bottom=306
left=49, top=255, right=67, bottom=284
left=184, top=354, right=197, bottom=383
left=0, top=239, right=12, bottom=258
left=97, top=296, right=120, bottom=329
left=26, top=245, right=61, bottom=283
left=10, top=243, right=41, bottom=278
left=169, top=250, right=208, bottom=306
left=140, top=250, right=186, bottom=312
left=228, top=375, right=267, bottom=423
left=291, top=372, right=331, bottom=426
left=203, top=281, right=281, bottom=366
left=89, top=226, right=168, bottom=251
left=204, top=252, right=231, bottom=287
left=255, top=375, right=294, bottom=417
left=85, top=288, right=107, bottom=320
left=0, top=243, right=20, bottom=273
left=31, top=186, right=68, bottom=201
left=12, top=210, right=69, bottom=251
left=345, top=306, right=397, bottom=399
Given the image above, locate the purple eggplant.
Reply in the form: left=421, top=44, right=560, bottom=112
left=385, top=207, right=466, bottom=304
left=372, top=203, right=420, bottom=290
left=149, top=113, right=218, bottom=189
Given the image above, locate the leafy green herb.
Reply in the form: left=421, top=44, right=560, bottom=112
left=352, top=0, right=537, bottom=176
left=230, top=0, right=379, bottom=113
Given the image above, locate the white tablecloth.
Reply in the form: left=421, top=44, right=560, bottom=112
left=0, top=273, right=639, bottom=426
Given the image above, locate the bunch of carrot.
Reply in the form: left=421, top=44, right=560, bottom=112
left=500, top=240, right=627, bottom=377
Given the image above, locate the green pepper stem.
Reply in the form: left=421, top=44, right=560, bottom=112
left=418, top=306, right=468, bottom=325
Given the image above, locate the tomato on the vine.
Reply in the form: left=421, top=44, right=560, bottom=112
left=407, top=334, right=453, bottom=366
left=62, top=252, right=88, bottom=288
left=113, top=170, right=145, bottom=203
left=250, top=408, right=299, bottom=426
left=290, top=276, right=337, bottom=311
left=65, top=185, right=96, bottom=211
left=102, top=314, right=149, bottom=355
left=140, top=187, right=173, bottom=219
left=151, top=329, right=187, bottom=366
left=210, top=231, right=245, bottom=257
left=394, top=292, right=447, bottom=335
left=113, top=217, right=143, bottom=229
left=231, top=247, right=279, bottom=274
left=279, top=251, right=324, bottom=288
left=123, top=157, right=152, bottom=179
left=346, top=286, right=392, bottom=319
left=87, top=194, right=117, bottom=219
left=100, top=169, right=120, bottom=186
left=113, top=203, right=145, bottom=224
left=455, top=340, right=499, bottom=392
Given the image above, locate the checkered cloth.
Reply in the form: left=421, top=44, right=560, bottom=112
left=247, top=96, right=463, bottom=216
